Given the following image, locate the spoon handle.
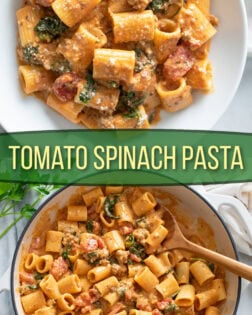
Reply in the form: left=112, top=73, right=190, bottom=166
left=185, top=240, right=252, bottom=281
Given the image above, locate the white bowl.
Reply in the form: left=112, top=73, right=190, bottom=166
left=0, top=0, right=248, bottom=131
left=10, top=185, right=241, bottom=314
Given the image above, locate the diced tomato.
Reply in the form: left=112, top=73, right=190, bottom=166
left=29, top=236, right=45, bottom=252
left=50, top=257, right=68, bottom=281
left=88, top=288, right=100, bottom=303
left=163, top=45, right=194, bottom=82
left=136, top=296, right=152, bottom=311
left=75, top=292, right=91, bottom=308
left=19, top=272, right=36, bottom=285
left=97, top=238, right=105, bottom=249
left=125, top=289, right=133, bottom=301
left=119, top=223, right=134, bottom=235
left=81, top=236, right=98, bottom=253
left=52, top=72, right=81, bottom=102
left=75, top=289, right=100, bottom=311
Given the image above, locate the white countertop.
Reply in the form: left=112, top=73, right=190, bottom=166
left=0, top=1, right=252, bottom=314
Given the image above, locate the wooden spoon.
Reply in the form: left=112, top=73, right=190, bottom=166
left=161, top=206, right=252, bottom=281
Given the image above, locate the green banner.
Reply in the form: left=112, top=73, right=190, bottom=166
left=0, top=130, right=251, bottom=185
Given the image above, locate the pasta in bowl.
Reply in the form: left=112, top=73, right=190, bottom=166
left=12, top=186, right=241, bottom=314
left=16, top=0, right=218, bottom=129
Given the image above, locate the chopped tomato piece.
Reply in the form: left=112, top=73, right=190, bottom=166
left=75, top=292, right=91, bottom=308
left=136, top=295, right=152, bottom=311
left=81, top=236, right=98, bottom=253
left=50, top=257, right=68, bottom=281
left=19, top=272, right=36, bottom=284
left=163, top=45, right=194, bottom=82
left=29, top=236, right=45, bottom=252
left=88, top=288, right=101, bottom=303
left=119, top=223, right=134, bottom=235
left=52, top=72, right=81, bottom=102
left=97, top=238, right=105, bottom=249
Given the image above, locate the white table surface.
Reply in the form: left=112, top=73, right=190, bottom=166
left=1, top=1, right=252, bottom=314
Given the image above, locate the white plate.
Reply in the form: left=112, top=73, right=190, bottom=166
left=246, top=0, right=252, bottom=57
left=0, top=0, right=248, bottom=132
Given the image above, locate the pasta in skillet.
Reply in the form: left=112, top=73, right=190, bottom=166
left=16, top=0, right=217, bottom=129
left=19, top=186, right=226, bottom=315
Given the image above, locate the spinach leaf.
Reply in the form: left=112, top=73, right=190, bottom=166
left=87, top=252, right=100, bottom=266
left=148, top=0, right=183, bottom=17
left=79, top=73, right=96, bottom=104
left=163, top=302, right=180, bottom=313
left=51, top=59, right=72, bottom=74
left=117, top=90, right=146, bottom=116
left=125, top=234, right=146, bottom=259
left=125, top=234, right=136, bottom=248
left=104, top=195, right=120, bottom=219
left=86, top=219, right=94, bottom=233
left=35, top=16, right=68, bottom=42
left=22, top=45, right=41, bottom=65
left=28, top=284, right=39, bottom=290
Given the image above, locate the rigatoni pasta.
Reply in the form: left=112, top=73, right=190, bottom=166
left=16, top=0, right=218, bottom=129
left=19, top=186, right=226, bottom=315
left=52, top=0, right=101, bottom=27
left=111, top=10, right=156, bottom=43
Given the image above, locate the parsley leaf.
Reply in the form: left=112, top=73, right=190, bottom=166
left=0, top=183, right=58, bottom=239
left=148, top=0, right=183, bottom=17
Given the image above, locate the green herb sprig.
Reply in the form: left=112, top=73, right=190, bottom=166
left=0, top=183, right=58, bottom=239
